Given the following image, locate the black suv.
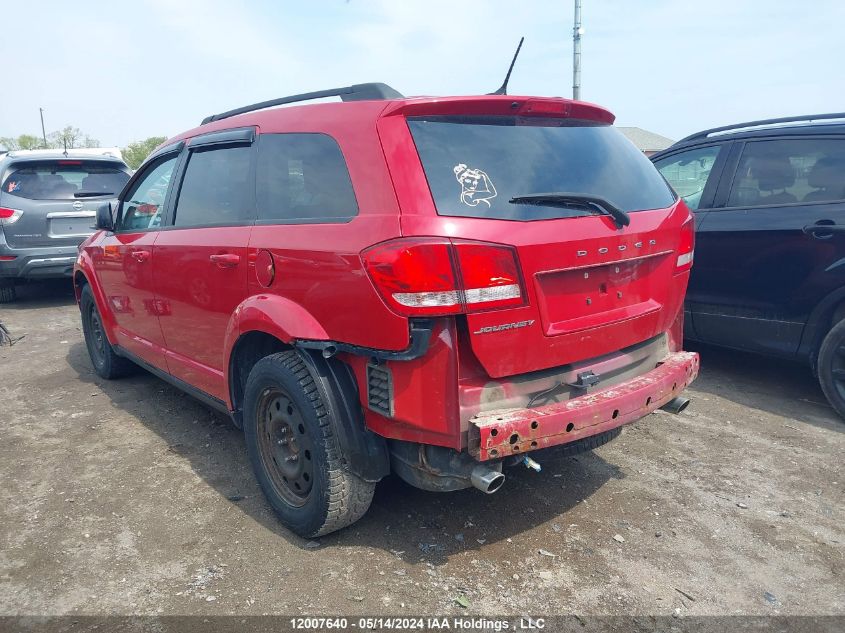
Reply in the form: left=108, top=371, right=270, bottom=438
left=652, top=113, right=845, bottom=419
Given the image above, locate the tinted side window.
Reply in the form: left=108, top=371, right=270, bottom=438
left=654, top=145, right=722, bottom=210
left=727, top=138, right=845, bottom=208
left=173, top=146, right=254, bottom=227
left=118, top=156, right=178, bottom=231
left=256, top=134, right=358, bottom=223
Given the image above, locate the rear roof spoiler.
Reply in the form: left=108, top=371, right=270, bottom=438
left=201, top=82, right=404, bottom=125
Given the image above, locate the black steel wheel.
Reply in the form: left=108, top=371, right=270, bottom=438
left=256, top=388, right=316, bottom=506
left=243, top=351, right=375, bottom=537
left=817, top=318, right=845, bottom=422
left=80, top=284, right=133, bottom=379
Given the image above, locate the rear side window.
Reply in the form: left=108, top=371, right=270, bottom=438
left=408, top=116, right=675, bottom=221
left=256, top=133, right=358, bottom=223
left=1, top=160, right=129, bottom=200
left=173, top=146, right=254, bottom=227
left=727, top=138, right=845, bottom=207
left=654, top=145, right=723, bottom=210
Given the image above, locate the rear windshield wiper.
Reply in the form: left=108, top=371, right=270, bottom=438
left=508, top=192, right=631, bottom=228
left=74, top=191, right=115, bottom=198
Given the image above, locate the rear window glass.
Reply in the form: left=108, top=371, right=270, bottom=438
left=1, top=160, right=129, bottom=200
left=408, top=116, right=675, bottom=221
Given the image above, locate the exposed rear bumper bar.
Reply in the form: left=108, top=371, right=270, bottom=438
left=468, top=351, right=699, bottom=460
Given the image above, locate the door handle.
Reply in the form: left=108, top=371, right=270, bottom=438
left=803, top=222, right=845, bottom=239
left=130, top=250, right=150, bottom=263
left=210, top=253, right=241, bottom=268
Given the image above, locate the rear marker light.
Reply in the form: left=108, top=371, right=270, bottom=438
left=676, top=251, right=694, bottom=268
left=675, top=215, right=695, bottom=272
left=0, top=207, right=22, bottom=225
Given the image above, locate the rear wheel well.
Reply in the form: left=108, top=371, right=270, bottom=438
left=809, top=300, right=845, bottom=376
left=73, top=271, right=89, bottom=304
left=831, top=302, right=845, bottom=330
left=229, top=331, right=291, bottom=427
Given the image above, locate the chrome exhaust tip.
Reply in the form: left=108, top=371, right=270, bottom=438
left=470, top=465, right=506, bottom=494
left=661, top=396, right=690, bottom=414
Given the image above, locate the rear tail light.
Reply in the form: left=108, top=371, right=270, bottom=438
left=454, top=242, right=523, bottom=310
left=362, top=238, right=526, bottom=317
left=0, top=207, right=22, bottom=225
left=675, top=216, right=695, bottom=272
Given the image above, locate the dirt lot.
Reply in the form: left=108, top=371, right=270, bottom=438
left=0, top=280, right=842, bottom=617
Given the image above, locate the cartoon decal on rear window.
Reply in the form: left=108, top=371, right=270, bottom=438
left=454, top=164, right=497, bottom=207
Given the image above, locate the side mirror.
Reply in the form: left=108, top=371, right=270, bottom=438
left=95, top=202, right=114, bottom=232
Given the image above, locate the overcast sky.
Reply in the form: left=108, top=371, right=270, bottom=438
left=2, top=0, right=842, bottom=148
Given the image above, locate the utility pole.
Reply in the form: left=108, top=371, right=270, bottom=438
left=573, top=0, right=582, bottom=100
left=39, top=108, right=48, bottom=148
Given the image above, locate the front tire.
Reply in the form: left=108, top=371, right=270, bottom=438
left=817, top=318, right=845, bottom=422
left=243, top=351, right=375, bottom=537
left=80, top=284, right=134, bottom=379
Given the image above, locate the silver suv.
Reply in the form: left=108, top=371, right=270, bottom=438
left=0, top=149, right=130, bottom=302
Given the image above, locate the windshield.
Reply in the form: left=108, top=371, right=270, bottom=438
left=407, top=116, right=675, bottom=221
left=1, top=160, right=129, bottom=200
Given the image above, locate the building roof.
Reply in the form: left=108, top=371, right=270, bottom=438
left=617, top=127, right=674, bottom=152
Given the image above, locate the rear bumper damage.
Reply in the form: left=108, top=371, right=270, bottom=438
left=468, top=351, right=699, bottom=460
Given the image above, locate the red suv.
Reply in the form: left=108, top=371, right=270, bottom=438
left=74, top=83, right=699, bottom=537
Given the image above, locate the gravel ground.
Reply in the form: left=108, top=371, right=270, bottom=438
left=0, top=280, right=842, bottom=617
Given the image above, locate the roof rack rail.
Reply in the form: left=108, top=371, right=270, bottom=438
left=677, top=112, right=845, bottom=144
left=201, top=82, right=404, bottom=125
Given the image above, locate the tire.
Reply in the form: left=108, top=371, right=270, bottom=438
left=80, top=284, right=134, bottom=379
left=0, top=283, right=16, bottom=304
left=243, top=351, right=375, bottom=537
left=816, top=318, right=845, bottom=422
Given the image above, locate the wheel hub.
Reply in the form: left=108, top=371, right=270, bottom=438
left=260, top=390, right=314, bottom=503
left=89, top=306, right=105, bottom=357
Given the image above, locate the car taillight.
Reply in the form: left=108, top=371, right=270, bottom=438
left=0, top=207, right=22, bottom=225
left=676, top=216, right=695, bottom=272
left=454, top=242, right=523, bottom=310
left=362, top=238, right=525, bottom=317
